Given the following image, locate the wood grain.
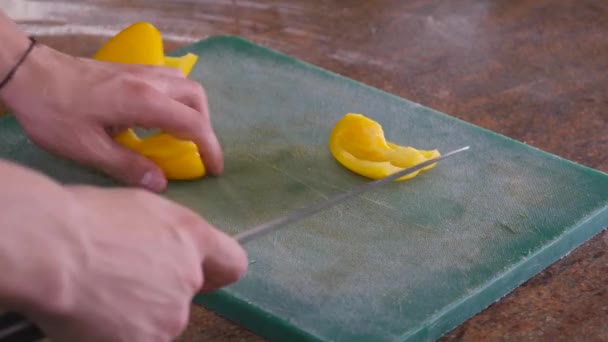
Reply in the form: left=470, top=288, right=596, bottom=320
left=1, top=0, right=607, bottom=340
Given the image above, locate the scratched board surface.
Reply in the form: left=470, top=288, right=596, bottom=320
left=0, top=36, right=607, bottom=342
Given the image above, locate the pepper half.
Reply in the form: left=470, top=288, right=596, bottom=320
left=329, top=113, right=440, bottom=181
left=94, top=22, right=205, bottom=180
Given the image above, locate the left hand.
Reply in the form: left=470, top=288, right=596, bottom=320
left=0, top=41, right=223, bottom=192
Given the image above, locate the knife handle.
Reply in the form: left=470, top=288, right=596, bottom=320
left=0, top=312, right=44, bottom=342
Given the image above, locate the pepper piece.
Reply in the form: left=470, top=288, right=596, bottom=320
left=164, top=54, right=198, bottom=76
left=113, top=129, right=205, bottom=180
left=329, top=113, right=440, bottom=181
left=94, top=22, right=165, bottom=65
left=94, top=22, right=206, bottom=180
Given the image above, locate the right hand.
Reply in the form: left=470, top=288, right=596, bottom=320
left=10, top=182, right=247, bottom=342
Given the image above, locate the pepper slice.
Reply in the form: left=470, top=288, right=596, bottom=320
left=94, top=22, right=205, bottom=180
left=113, top=129, right=205, bottom=180
left=164, top=55, right=198, bottom=76
left=94, top=22, right=165, bottom=65
left=329, top=113, right=440, bottom=181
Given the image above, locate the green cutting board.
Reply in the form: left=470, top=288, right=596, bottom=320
left=1, top=36, right=607, bottom=342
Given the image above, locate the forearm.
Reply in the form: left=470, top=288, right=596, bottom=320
left=0, top=160, right=75, bottom=314
left=0, top=10, right=30, bottom=82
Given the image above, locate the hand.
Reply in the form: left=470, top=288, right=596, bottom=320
left=0, top=161, right=247, bottom=341
left=0, top=42, right=222, bottom=192
left=38, top=186, right=246, bottom=342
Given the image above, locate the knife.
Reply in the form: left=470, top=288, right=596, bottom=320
left=234, top=145, right=470, bottom=243
left=0, top=145, right=469, bottom=341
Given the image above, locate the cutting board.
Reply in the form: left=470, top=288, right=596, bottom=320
left=0, top=36, right=607, bottom=342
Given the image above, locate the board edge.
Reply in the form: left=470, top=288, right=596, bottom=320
left=399, top=205, right=608, bottom=341
left=192, top=290, right=321, bottom=342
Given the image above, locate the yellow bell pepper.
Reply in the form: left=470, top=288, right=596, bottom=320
left=329, top=113, right=440, bottom=181
left=94, top=22, right=205, bottom=180
left=94, top=22, right=199, bottom=75
left=114, top=130, right=204, bottom=180
left=164, top=55, right=198, bottom=76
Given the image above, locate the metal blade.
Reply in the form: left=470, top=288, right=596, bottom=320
left=0, top=311, right=43, bottom=342
left=233, top=145, right=470, bottom=244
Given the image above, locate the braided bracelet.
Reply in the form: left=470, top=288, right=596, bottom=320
left=0, top=37, right=37, bottom=91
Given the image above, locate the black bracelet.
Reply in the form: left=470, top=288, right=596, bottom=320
left=0, top=36, right=37, bottom=91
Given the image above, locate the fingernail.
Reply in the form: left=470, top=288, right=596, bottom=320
left=140, top=170, right=166, bottom=192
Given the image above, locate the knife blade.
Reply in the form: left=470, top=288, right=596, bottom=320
left=0, top=312, right=42, bottom=342
left=0, top=145, right=469, bottom=342
left=234, top=145, right=470, bottom=243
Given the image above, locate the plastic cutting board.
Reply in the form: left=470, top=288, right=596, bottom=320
left=0, top=36, right=607, bottom=342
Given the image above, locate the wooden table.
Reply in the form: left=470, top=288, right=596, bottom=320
left=3, top=0, right=607, bottom=340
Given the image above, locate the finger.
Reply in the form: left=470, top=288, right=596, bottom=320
left=146, top=77, right=224, bottom=175
left=78, top=128, right=168, bottom=192
left=144, top=76, right=207, bottom=114
left=121, top=81, right=224, bottom=175
left=190, top=225, right=247, bottom=293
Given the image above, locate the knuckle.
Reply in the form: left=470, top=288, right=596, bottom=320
left=170, top=209, right=208, bottom=247
left=185, top=80, right=207, bottom=113
left=127, top=78, right=153, bottom=97
left=120, top=77, right=156, bottom=104
left=173, top=209, right=204, bottom=230
left=172, top=234, right=204, bottom=292
left=189, top=79, right=205, bottom=94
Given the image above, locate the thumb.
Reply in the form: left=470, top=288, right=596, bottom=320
left=83, top=130, right=167, bottom=192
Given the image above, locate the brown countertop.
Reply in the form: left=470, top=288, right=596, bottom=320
left=3, top=0, right=607, bottom=340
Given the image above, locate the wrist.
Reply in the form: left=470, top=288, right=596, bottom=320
left=0, top=39, right=55, bottom=115
left=0, top=9, right=65, bottom=116
left=0, top=12, right=32, bottom=107
left=0, top=14, right=30, bottom=80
